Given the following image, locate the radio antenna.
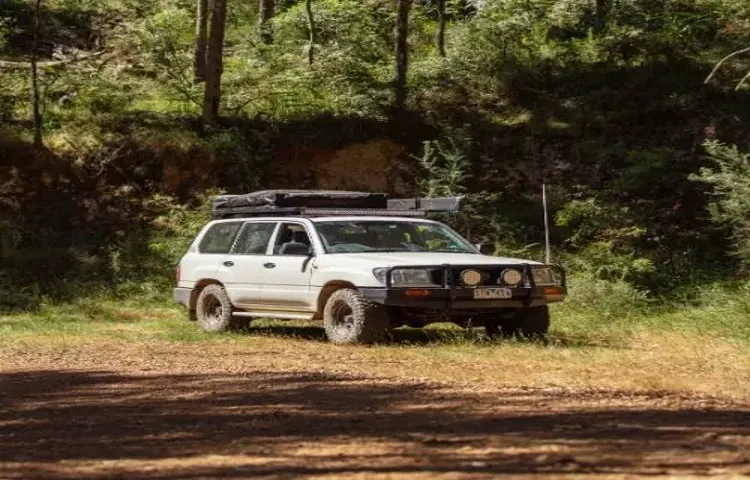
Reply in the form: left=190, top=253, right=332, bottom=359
left=542, top=183, right=551, bottom=264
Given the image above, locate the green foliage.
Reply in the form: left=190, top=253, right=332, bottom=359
left=203, top=127, right=271, bottom=192
left=0, top=273, right=40, bottom=311
left=130, top=6, right=201, bottom=110
left=417, top=137, right=471, bottom=197
left=0, top=15, right=10, bottom=52
left=144, top=191, right=216, bottom=266
left=695, top=140, right=750, bottom=265
left=556, top=197, right=654, bottom=282
left=556, top=271, right=653, bottom=322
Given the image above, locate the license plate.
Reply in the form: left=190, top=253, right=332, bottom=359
left=473, top=288, right=512, bottom=300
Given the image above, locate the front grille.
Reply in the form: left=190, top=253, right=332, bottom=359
left=451, top=266, right=526, bottom=287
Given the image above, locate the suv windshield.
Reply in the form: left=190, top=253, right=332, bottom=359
left=315, top=220, right=477, bottom=254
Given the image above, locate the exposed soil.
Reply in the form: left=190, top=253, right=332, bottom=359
left=0, top=337, right=748, bottom=480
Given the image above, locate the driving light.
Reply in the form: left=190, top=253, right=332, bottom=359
left=501, top=269, right=523, bottom=286
left=460, top=269, right=483, bottom=286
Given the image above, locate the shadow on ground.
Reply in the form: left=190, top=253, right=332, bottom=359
left=245, top=322, right=620, bottom=349
left=0, top=370, right=747, bottom=479
left=247, top=323, right=467, bottom=345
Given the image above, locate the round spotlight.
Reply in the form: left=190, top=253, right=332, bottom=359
left=502, top=269, right=523, bottom=286
left=461, top=269, right=483, bottom=286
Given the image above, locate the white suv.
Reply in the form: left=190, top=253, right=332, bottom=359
left=174, top=190, right=567, bottom=344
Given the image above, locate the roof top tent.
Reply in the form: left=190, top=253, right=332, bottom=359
left=211, top=190, right=463, bottom=219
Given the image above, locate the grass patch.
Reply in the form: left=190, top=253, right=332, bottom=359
left=2, top=286, right=748, bottom=346
left=0, top=298, right=203, bottom=342
left=1, top=288, right=748, bottom=399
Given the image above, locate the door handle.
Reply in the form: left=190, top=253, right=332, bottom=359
left=223, top=261, right=234, bottom=267
left=264, top=262, right=276, bottom=269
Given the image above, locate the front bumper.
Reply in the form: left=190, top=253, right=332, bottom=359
left=361, top=263, right=567, bottom=310
left=360, top=286, right=567, bottom=309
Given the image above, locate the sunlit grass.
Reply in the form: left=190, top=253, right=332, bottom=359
left=2, top=290, right=748, bottom=345
left=1, top=291, right=748, bottom=399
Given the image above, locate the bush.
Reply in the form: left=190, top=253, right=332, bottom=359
left=0, top=273, right=40, bottom=311
left=556, top=197, right=654, bottom=282
left=694, top=140, right=750, bottom=267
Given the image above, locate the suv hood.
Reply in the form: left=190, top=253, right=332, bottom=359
left=324, top=251, right=543, bottom=267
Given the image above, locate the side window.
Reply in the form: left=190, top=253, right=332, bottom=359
left=232, top=222, right=277, bottom=255
left=198, top=222, right=243, bottom=254
left=273, top=223, right=312, bottom=255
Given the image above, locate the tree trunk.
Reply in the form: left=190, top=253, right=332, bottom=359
left=436, top=0, right=446, bottom=57
left=194, top=0, right=209, bottom=83
left=202, top=0, right=228, bottom=127
left=394, top=0, right=411, bottom=111
left=30, top=0, right=43, bottom=148
left=259, top=0, right=275, bottom=44
left=593, top=0, right=608, bottom=34
left=306, top=0, right=315, bottom=66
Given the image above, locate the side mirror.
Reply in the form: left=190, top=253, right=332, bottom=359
left=475, top=243, right=494, bottom=255
left=280, top=242, right=313, bottom=256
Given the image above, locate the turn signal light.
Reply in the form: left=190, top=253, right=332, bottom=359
left=405, top=289, right=431, bottom=297
left=543, top=287, right=562, bottom=295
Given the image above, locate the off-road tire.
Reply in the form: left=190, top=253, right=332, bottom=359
left=485, top=306, right=550, bottom=340
left=323, top=288, right=388, bottom=344
left=196, top=284, right=248, bottom=332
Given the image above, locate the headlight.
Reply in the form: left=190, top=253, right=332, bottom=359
left=531, top=266, right=561, bottom=286
left=373, top=268, right=439, bottom=287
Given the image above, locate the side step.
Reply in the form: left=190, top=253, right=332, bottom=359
left=233, top=311, right=315, bottom=320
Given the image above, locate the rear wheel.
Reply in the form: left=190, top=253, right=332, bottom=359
left=324, top=289, right=387, bottom=344
left=485, top=306, right=550, bottom=340
left=196, top=284, right=248, bottom=332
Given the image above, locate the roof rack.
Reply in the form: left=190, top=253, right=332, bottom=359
left=211, top=190, right=463, bottom=220
left=213, top=207, right=427, bottom=219
left=387, top=197, right=462, bottom=212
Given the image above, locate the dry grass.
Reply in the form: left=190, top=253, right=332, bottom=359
left=1, top=306, right=748, bottom=399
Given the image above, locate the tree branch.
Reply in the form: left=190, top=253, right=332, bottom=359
left=704, top=46, right=750, bottom=85
left=735, top=70, right=750, bottom=91
left=0, top=50, right=107, bottom=70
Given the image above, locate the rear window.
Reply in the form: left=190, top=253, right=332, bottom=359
left=232, top=222, right=277, bottom=255
left=198, top=222, right=243, bottom=254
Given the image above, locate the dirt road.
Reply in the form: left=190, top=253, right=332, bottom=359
left=1, top=338, right=748, bottom=479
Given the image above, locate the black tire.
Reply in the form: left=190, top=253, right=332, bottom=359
left=323, top=288, right=388, bottom=344
left=484, top=316, right=519, bottom=338
left=196, top=284, right=246, bottom=333
left=486, top=306, right=550, bottom=340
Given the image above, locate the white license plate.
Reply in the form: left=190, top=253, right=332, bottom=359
left=473, top=288, right=512, bottom=300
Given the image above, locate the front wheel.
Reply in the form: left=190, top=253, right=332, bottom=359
left=323, top=289, right=387, bottom=344
left=485, top=306, right=550, bottom=340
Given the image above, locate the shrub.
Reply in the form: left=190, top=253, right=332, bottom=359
left=694, top=140, right=750, bottom=267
